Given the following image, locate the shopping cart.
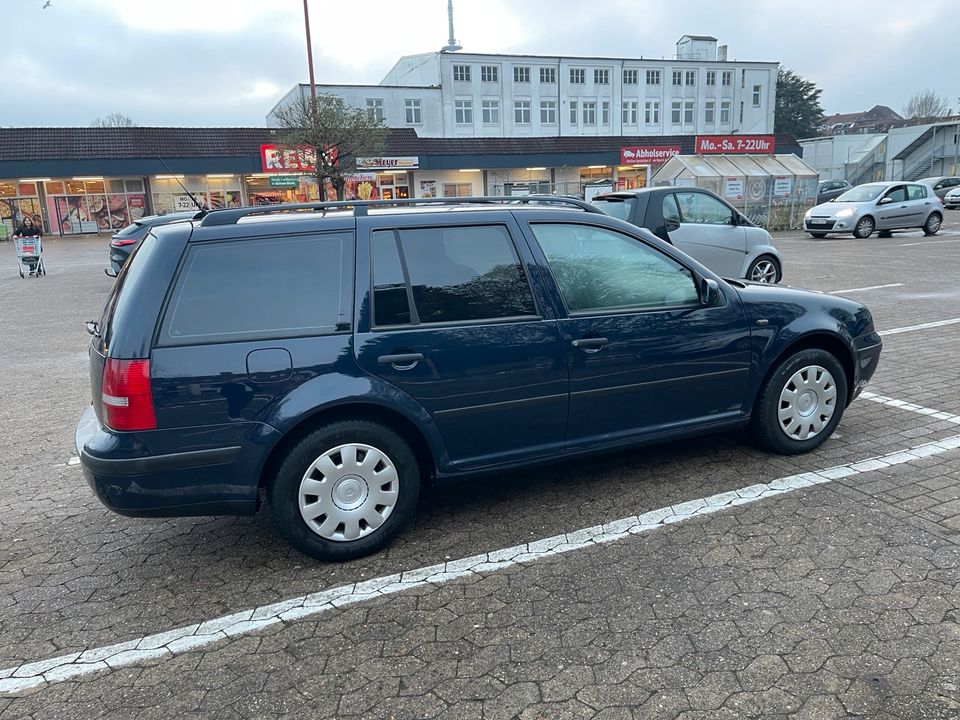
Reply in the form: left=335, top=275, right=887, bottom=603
left=14, top=235, right=45, bottom=278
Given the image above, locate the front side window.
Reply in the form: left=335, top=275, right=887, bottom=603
left=540, top=100, right=557, bottom=124
left=514, top=100, right=531, bottom=124
left=883, top=185, right=908, bottom=203
left=676, top=192, right=734, bottom=225
left=404, top=99, right=422, bottom=124
left=373, top=225, right=536, bottom=325
left=455, top=100, right=473, bottom=124
left=481, top=65, right=499, bottom=83
left=161, top=234, right=353, bottom=344
left=365, top=98, right=384, bottom=122
left=482, top=99, right=500, bottom=124
left=907, top=184, right=927, bottom=200
left=662, top=195, right=681, bottom=223
left=532, top=223, right=699, bottom=313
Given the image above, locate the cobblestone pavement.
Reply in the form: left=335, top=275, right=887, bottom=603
left=0, top=216, right=959, bottom=718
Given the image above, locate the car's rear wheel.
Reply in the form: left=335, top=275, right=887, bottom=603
left=853, top=216, right=875, bottom=239
left=268, top=420, right=420, bottom=561
left=923, top=212, right=942, bottom=236
left=752, top=349, right=847, bottom=455
left=808, top=232, right=827, bottom=239
left=747, top=255, right=781, bottom=283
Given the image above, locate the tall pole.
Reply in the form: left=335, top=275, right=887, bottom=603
left=303, top=0, right=317, bottom=101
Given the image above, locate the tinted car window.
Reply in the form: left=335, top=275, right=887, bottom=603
left=676, top=192, right=733, bottom=225
left=113, top=221, right=146, bottom=238
left=396, top=225, right=536, bottom=324
left=371, top=230, right=411, bottom=326
left=884, top=186, right=908, bottom=203
left=532, top=223, right=699, bottom=313
left=907, top=184, right=927, bottom=201
left=662, top=194, right=681, bottom=222
left=591, top=197, right=635, bottom=221
left=160, top=233, right=353, bottom=344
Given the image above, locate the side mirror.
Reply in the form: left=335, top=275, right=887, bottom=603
left=730, top=211, right=740, bottom=226
left=878, top=197, right=893, bottom=205
left=699, top=277, right=719, bottom=305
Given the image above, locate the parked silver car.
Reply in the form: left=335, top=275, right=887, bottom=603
left=918, top=176, right=960, bottom=200
left=804, top=181, right=943, bottom=239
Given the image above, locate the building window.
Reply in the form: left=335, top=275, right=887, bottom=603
left=685, top=70, right=696, bottom=86
left=453, top=65, right=471, bottom=82
left=623, top=69, right=638, bottom=85
left=601, top=100, right=610, bottom=125
left=570, top=68, right=585, bottom=84
left=720, top=100, right=731, bottom=124
left=514, top=66, right=530, bottom=83
left=540, top=67, right=556, bottom=83
left=540, top=100, right=557, bottom=124
left=740, top=101, right=745, bottom=123
left=752, top=84, right=762, bottom=107
left=684, top=100, right=695, bottom=124
left=704, top=100, right=715, bottom=124
left=721, top=71, right=732, bottom=86
left=404, top=99, right=421, bottom=124
left=482, top=99, right=500, bottom=124
left=671, top=100, right=682, bottom=124
left=514, top=100, right=531, bottom=124
left=570, top=101, right=578, bottom=124
left=365, top=98, right=384, bottom=122
left=582, top=101, right=596, bottom=125
left=741, top=69, right=746, bottom=88
left=646, top=69, right=661, bottom=85
left=442, top=183, right=473, bottom=198
left=455, top=99, right=473, bottom=124
left=481, top=65, right=499, bottom=83
left=623, top=100, right=638, bottom=125
left=706, top=70, right=716, bottom=86
left=594, top=68, right=610, bottom=85
left=645, top=100, right=660, bottom=124
left=672, top=70, right=683, bottom=86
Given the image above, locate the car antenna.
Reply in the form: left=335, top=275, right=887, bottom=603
left=140, top=137, right=206, bottom=214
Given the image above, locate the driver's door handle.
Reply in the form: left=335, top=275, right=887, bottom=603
left=571, top=337, right=609, bottom=351
left=377, top=352, right=424, bottom=370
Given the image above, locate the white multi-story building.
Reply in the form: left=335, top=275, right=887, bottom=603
left=269, top=35, right=778, bottom=139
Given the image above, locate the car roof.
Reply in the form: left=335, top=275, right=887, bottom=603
left=592, top=186, right=711, bottom=200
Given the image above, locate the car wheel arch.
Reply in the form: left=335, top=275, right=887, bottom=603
left=753, top=332, right=857, bottom=414
left=256, top=401, right=439, bottom=493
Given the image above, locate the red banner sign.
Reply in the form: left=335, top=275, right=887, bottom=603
left=620, top=145, right=681, bottom=165
left=694, top=135, right=775, bottom=154
left=259, top=144, right=338, bottom=173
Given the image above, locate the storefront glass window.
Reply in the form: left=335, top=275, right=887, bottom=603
left=0, top=181, right=42, bottom=240
left=153, top=175, right=242, bottom=214
left=45, top=177, right=147, bottom=236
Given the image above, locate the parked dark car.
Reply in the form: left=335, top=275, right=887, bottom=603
left=591, top=187, right=783, bottom=283
left=108, top=211, right=198, bottom=274
left=76, top=197, right=882, bottom=561
left=918, top=176, right=960, bottom=200
left=817, top=179, right=852, bottom=204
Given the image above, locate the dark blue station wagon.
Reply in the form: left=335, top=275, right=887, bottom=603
left=76, top=197, right=882, bottom=561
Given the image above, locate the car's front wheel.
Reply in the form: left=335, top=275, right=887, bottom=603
left=752, top=349, right=848, bottom=455
left=923, top=212, right=942, bottom=236
left=268, top=420, right=421, bottom=561
left=747, top=255, right=781, bottom=283
left=853, top=216, right=875, bottom=239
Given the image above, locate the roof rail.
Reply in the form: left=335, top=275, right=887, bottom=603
left=197, top=195, right=603, bottom=227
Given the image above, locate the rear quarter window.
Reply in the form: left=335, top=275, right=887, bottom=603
left=159, top=233, right=353, bottom=345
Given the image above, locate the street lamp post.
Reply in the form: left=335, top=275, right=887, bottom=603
left=303, top=0, right=317, bottom=101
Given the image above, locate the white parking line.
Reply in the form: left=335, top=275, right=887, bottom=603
left=3, top=429, right=960, bottom=696
left=829, top=283, right=904, bottom=294
left=861, top=392, right=960, bottom=425
left=901, top=238, right=960, bottom=247
left=880, top=318, right=960, bottom=336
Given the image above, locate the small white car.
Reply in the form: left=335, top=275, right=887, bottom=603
left=944, top=187, right=960, bottom=210
left=804, top=181, right=943, bottom=238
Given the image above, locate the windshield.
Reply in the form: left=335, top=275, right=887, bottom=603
left=834, top=185, right=885, bottom=202
left=591, top=197, right=635, bottom=221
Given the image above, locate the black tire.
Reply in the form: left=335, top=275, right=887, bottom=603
left=808, top=232, right=827, bottom=239
left=746, top=254, right=782, bottom=283
left=268, top=420, right=421, bottom=561
left=923, top=212, right=942, bottom=236
left=752, top=349, right=848, bottom=455
left=853, top=216, right=875, bottom=239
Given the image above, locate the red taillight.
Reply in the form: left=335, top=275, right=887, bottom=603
left=111, top=238, right=137, bottom=247
left=102, top=359, right=156, bottom=431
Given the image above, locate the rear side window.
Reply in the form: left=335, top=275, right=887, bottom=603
left=907, top=184, right=927, bottom=200
left=371, top=224, right=536, bottom=326
left=113, top=221, right=145, bottom=238
left=160, top=233, right=353, bottom=345
left=591, top=197, right=634, bottom=221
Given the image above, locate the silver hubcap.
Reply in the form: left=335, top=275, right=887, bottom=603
left=298, top=443, right=399, bottom=542
left=778, top=365, right=837, bottom=441
left=751, top=260, right=777, bottom=283
left=928, top=215, right=941, bottom=231
left=856, top=219, right=872, bottom=236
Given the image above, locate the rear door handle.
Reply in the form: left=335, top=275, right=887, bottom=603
left=571, top=337, right=609, bottom=351
left=377, top=352, right=424, bottom=370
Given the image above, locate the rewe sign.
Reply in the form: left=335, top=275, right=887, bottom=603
left=620, top=145, right=681, bottom=165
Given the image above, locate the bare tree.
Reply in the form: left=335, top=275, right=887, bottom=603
left=91, top=112, right=136, bottom=127
left=271, top=93, right=388, bottom=200
left=903, top=90, right=949, bottom=119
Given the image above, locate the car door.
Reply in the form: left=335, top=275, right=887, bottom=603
left=353, top=214, right=569, bottom=470
left=665, top=191, right=747, bottom=278
left=906, top=184, right=934, bottom=226
left=875, top=185, right=909, bottom=229
left=524, top=220, right=752, bottom=449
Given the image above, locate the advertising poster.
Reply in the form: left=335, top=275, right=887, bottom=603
left=724, top=177, right=744, bottom=199
left=128, top=195, right=145, bottom=220
left=419, top=180, right=437, bottom=198
left=344, top=174, right=379, bottom=201
left=107, top=195, right=130, bottom=229
left=774, top=176, right=793, bottom=196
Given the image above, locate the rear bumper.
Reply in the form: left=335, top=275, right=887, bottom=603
left=75, top=405, right=279, bottom=517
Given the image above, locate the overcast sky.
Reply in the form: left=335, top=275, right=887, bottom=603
left=4, top=0, right=956, bottom=127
